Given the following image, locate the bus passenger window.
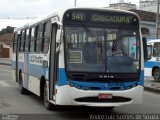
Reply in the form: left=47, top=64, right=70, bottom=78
left=153, top=42, right=160, bottom=57
left=42, top=21, right=51, bottom=53
left=13, top=33, right=17, bottom=53
left=35, top=24, right=43, bottom=52
left=30, top=27, right=35, bottom=52
left=19, top=31, right=22, bottom=52
left=25, top=29, right=30, bottom=52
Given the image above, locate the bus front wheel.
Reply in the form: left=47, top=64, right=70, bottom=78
left=153, top=68, right=160, bottom=81
left=19, top=73, right=27, bottom=94
left=44, top=83, right=53, bottom=110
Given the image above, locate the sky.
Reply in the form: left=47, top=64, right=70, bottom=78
left=0, top=0, right=140, bottom=30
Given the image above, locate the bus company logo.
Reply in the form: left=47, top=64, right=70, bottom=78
left=99, top=75, right=114, bottom=79
left=105, top=84, right=108, bottom=89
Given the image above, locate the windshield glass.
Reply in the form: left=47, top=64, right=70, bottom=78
left=64, top=26, right=140, bottom=73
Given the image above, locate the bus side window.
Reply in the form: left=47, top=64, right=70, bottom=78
left=19, top=31, right=22, bottom=52
left=35, top=24, right=43, bottom=52
left=22, top=30, right=26, bottom=52
left=30, top=27, right=35, bottom=53
left=153, top=42, right=160, bottom=57
left=28, top=28, right=31, bottom=52
left=13, top=33, right=17, bottom=53
left=25, top=29, right=30, bottom=52
left=42, top=21, right=51, bottom=53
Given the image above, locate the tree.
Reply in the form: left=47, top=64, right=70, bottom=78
left=0, top=26, right=15, bottom=35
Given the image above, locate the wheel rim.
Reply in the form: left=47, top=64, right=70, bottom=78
left=154, top=69, right=160, bottom=80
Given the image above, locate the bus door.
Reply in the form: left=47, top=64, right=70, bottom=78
left=16, top=33, right=21, bottom=82
left=49, top=24, right=58, bottom=100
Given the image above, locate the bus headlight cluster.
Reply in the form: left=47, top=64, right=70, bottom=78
left=69, top=82, right=90, bottom=90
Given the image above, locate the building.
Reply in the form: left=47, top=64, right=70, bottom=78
left=130, top=9, right=157, bottom=40
left=109, top=1, right=137, bottom=10
left=139, top=0, right=157, bottom=13
left=0, top=33, right=13, bottom=58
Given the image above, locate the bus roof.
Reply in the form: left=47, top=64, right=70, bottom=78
left=14, top=7, right=139, bottom=32
left=147, top=39, right=160, bottom=43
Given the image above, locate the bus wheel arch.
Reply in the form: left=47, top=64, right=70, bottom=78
left=152, top=67, right=160, bottom=81
left=40, top=76, right=54, bottom=110
left=40, top=76, right=46, bottom=99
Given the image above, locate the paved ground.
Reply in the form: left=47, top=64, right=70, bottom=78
left=0, top=58, right=11, bottom=66
left=145, top=76, right=160, bottom=93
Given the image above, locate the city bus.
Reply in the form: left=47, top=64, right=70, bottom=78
left=144, top=39, right=160, bottom=81
left=12, top=8, right=146, bottom=110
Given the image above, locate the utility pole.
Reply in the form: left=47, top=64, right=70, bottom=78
left=75, top=0, right=76, bottom=7
left=156, top=0, right=159, bottom=38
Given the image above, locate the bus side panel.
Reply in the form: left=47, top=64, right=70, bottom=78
left=23, top=53, right=49, bottom=96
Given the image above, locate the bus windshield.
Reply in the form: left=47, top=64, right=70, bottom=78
left=63, top=10, right=140, bottom=74
left=65, top=26, right=140, bottom=73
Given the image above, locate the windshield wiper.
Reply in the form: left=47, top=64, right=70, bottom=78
left=80, top=22, right=100, bottom=45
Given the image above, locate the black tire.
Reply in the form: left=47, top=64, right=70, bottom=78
left=107, top=107, right=114, bottom=111
left=44, top=83, right=54, bottom=110
left=153, top=68, right=160, bottom=81
left=19, top=73, right=27, bottom=94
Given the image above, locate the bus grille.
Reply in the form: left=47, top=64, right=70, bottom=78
left=75, top=96, right=131, bottom=103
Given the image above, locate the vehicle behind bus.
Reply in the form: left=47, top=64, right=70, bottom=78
left=144, top=39, right=160, bottom=81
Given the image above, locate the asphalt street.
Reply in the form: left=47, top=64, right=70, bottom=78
left=0, top=65, right=160, bottom=120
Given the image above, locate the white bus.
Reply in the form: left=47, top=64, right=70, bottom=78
left=12, top=8, right=147, bottom=110
left=144, top=39, right=160, bottom=81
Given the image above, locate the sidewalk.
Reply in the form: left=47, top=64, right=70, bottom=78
left=0, top=58, right=11, bottom=66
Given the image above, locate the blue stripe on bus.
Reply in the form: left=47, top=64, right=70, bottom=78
left=57, top=69, right=144, bottom=90
left=12, top=60, right=144, bottom=90
left=57, top=68, right=68, bottom=85
left=11, top=60, right=49, bottom=79
left=145, top=61, right=160, bottom=68
left=139, top=70, right=144, bottom=86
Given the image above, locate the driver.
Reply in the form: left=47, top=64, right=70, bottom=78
left=112, top=40, right=123, bottom=56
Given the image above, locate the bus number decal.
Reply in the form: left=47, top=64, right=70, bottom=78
left=29, top=55, right=43, bottom=65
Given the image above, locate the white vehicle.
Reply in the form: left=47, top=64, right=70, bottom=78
left=144, top=39, right=160, bottom=81
left=12, top=8, right=147, bottom=110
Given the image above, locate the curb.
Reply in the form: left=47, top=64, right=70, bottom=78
left=0, top=63, right=11, bottom=66
left=144, top=86, right=160, bottom=93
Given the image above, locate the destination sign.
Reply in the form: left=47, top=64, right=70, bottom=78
left=90, top=14, right=131, bottom=24
left=64, top=10, right=138, bottom=25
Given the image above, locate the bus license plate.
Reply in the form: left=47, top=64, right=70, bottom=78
left=98, top=94, right=112, bottom=99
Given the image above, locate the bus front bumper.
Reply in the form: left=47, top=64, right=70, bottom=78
left=55, top=85, right=143, bottom=107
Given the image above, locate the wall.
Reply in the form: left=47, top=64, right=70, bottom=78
left=140, top=21, right=157, bottom=40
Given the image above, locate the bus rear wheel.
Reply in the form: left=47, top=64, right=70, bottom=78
left=19, top=73, right=27, bottom=94
left=44, top=83, right=54, bottom=110
left=153, top=68, right=160, bottom=81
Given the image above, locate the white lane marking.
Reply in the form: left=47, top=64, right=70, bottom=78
left=0, top=81, right=10, bottom=87
left=0, top=69, right=11, bottom=73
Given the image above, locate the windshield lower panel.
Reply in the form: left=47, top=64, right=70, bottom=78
left=64, top=26, right=140, bottom=74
